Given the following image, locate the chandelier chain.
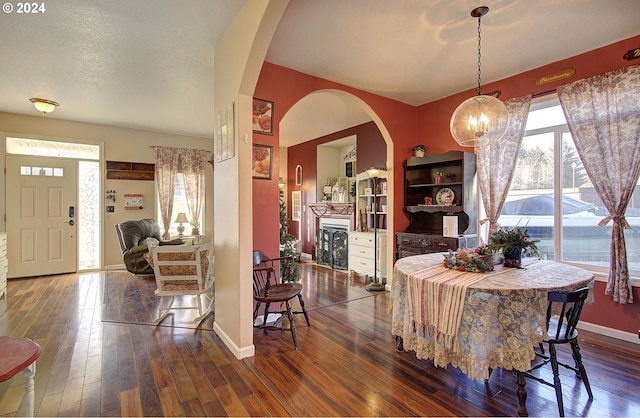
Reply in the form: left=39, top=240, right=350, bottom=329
left=476, top=13, right=482, bottom=96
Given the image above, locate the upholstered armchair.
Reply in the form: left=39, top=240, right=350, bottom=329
left=115, top=218, right=184, bottom=274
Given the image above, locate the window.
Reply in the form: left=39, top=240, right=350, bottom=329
left=498, top=96, right=639, bottom=275
left=157, top=173, right=203, bottom=236
left=19, top=165, right=64, bottom=176
left=292, top=191, right=302, bottom=222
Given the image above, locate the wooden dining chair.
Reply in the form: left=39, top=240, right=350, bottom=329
left=523, top=287, right=593, bottom=417
left=252, top=250, right=310, bottom=326
left=252, top=265, right=308, bottom=350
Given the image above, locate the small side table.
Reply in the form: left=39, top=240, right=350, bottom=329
left=0, top=336, right=42, bottom=417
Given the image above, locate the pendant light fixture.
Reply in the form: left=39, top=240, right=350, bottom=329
left=450, top=6, right=509, bottom=147
left=29, top=98, right=59, bottom=114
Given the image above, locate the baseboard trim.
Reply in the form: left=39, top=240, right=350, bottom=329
left=579, top=321, right=639, bottom=345
left=104, top=264, right=126, bottom=271
left=213, top=322, right=255, bottom=359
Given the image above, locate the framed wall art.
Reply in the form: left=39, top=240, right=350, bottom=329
left=252, top=144, right=272, bottom=179
left=252, top=98, right=273, bottom=135
left=215, top=102, right=235, bottom=162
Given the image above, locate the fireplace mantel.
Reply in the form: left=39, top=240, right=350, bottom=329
left=308, top=203, right=354, bottom=218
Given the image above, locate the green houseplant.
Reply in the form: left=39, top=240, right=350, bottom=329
left=279, top=199, right=300, bottom=282
left=488, top=226, right=539, bottom=266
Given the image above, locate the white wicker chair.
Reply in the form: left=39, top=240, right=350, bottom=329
left=146, top=239, right=214, bottom=324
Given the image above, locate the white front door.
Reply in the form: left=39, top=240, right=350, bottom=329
left=6, top=155, right=78, bottom=278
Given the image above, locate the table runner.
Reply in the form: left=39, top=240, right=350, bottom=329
left=407, top=264, right=509, bottom=350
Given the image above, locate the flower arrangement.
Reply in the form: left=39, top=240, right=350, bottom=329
left=488, top=226, right=539, bottom=256
left=442, top=249, right=494, bottom=273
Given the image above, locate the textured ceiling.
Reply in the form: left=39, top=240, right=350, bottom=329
left=0, top=0, right=246, bottom=137
left=1, top=0, right=639, bottom=142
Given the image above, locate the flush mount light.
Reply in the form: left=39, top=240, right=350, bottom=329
left=29, top=98, right=59, bottom=114
left=450, top=6, right=509, bottom=147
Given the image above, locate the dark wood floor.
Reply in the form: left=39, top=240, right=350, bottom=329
left=1, top=262, right=639, bottom=417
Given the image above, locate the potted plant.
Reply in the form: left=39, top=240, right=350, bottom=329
left=488, top=226, right=539, bottom=267
left=190, top=220, right=200, bottom=236
left=410, top=144, right=428, bottom=158
left=279, top=199, right=300, bottom=282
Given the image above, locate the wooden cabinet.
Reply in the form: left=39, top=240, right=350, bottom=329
left=348, top=231, right=387, bottom=278
left=396, top=232, right=476, bottom=259
left=356, top=170, right=387, bottom=231
left=0, top=233, right=7, bottom=299
left=398, top=151, right=477, bottom=258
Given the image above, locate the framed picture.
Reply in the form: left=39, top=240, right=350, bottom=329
left=252, top=144, right=272, bottom=179
left=215, top=102, right=235, bottom=162
left=252, top=98, right=273, bottom=135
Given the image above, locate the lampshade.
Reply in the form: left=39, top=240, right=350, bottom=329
left=450, top=95, right=509, bottom=146
left=29, top=98, right=59, bottom=114
left=449, top=6, right=509, bottom=147
left=174, top=212, right=189, bottom=224
left=366, top=167, right=383, bottom=178
left=278, top=177, right=285, bottom=188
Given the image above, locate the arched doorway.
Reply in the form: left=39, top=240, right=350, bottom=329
left=279, top=89, right=395, bottom=284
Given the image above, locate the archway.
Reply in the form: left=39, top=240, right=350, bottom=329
left=280, top=89, right=395, bottom=285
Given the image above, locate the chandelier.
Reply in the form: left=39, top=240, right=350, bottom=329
left=450, top=6, right=509, bottom=147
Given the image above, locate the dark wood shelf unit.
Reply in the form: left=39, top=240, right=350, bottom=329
left=398, top=151, right=478, bottom=258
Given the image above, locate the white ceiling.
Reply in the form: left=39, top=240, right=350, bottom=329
left=1, top=0, right=639, bottom=143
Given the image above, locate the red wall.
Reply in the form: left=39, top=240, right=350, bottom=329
left=252, top=131, right=280, bottom=259
left=287, top=122, right=386, bottom=255
left=253, top=35, right=640, bottom=336
left=253, top=62, right=417, bottom=258
left=418, top=35, right=640, bottom=146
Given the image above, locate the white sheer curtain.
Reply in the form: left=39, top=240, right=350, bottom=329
left=181, top=148, right=208, bottom=229
left=475, top=94, right=532, bottom=239
left=154, top=146, right=180, bottom=240
left=558, top=64, right=640, bottom=304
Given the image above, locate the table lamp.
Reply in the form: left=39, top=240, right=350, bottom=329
left=175, top=212, right=189, bottom=237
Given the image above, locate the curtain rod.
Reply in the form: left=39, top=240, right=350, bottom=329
left=532, top=88, right=557, bottom=98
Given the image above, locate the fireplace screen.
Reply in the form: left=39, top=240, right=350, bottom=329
left=316, top=227, right=348, bottom=270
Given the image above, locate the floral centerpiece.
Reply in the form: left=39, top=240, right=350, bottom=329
left=442, top=248, right=494, bottom=273
left=488, top=226, right=539, bottom=267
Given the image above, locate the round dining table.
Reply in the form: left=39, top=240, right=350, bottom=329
left=391, top=252, right=594, bottom=416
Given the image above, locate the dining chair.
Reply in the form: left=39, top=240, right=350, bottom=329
left=523, top=287, right=593, bottom=417
left=252, top=265, right=308, bottom=350
left=146, top=239, right=214, bottom=324
left=252, top=250, right=310, bottom=326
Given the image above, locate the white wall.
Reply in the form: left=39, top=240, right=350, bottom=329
left=0, top=111, right=214, bottom=269
left=316, top=146, right=341, bottom=201
left=213, top=0, right=289, bottom=359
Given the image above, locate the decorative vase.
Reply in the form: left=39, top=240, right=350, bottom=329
left=191, top=228, right=200, bottom=236
left=414, top=149, right=425, bottom=158
left=504, top=248, right=522, bottom=263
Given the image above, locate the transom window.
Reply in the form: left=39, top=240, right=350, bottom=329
left=20, top=166, right=64, bottom=176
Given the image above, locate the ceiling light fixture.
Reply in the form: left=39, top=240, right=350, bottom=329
left=449, top=6, right=509, bottom=147
left=29, top=98, right=59, bottom=114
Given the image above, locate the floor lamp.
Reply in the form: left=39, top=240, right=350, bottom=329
left=365, top=167, right=385, bottom=291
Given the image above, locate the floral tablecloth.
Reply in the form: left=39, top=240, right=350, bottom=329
left=391, top=253, right=594, bottom=381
